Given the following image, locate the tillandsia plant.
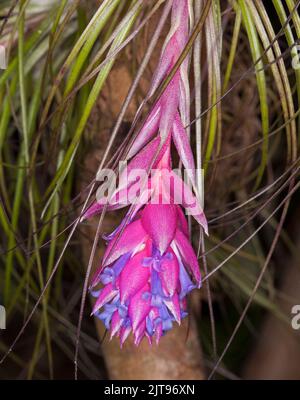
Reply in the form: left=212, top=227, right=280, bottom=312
left=83, top=0, right=208, bottom=345
left=1, top=0, right=300, bottom=380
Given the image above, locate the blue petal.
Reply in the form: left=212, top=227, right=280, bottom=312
left=162, top=318, right=173, bottom=332
left=113, top=252, right=131, bottom=276
left=146, top=316, right=154, bottom=336
left=179, top=261, right=196, bottom=299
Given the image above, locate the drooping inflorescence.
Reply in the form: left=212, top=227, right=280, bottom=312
left=83, top=0, right=208, bottom=346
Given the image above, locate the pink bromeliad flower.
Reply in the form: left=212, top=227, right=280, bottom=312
left=83, top=0, right=208, bottom=346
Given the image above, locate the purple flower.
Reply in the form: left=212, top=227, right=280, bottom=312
left=90, top=202, right=204, bottom=346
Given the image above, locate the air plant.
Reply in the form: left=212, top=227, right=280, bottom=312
left=83, top=0, right=208, bottom=345
left=0, top=0, right=300, bottom=380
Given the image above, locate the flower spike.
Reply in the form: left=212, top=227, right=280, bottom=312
left=86, top=0, right=208, bottom=346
